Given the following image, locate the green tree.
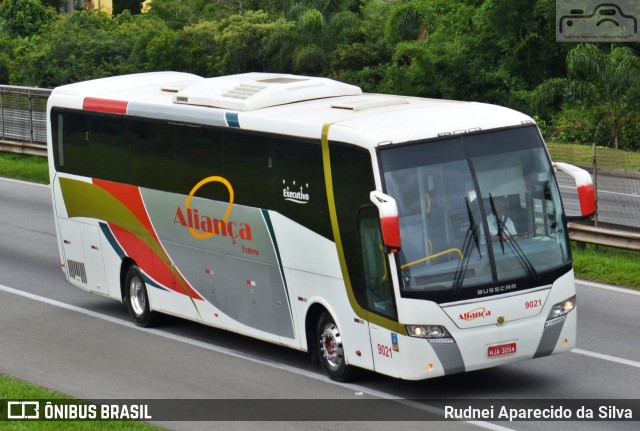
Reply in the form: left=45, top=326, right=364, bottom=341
left=0, top=0, right=57, bottom=38
left=384, top=0, right=428, bottom=43
left=143, top=0, right=215, bottom=29
left=143, top=0, right=267, bottom=29
left=212, top=10, right=296, bottom=75
left=471, top=0, right=568, bottom=108
left=0, top=35, right=16, bottom=83
left=115, top=12, right=175, bottom=73
left=137, top=19, right=230, bottom=76
left=10, top=11, right=131, bottom=86
left=329, top=0, right=392, bottom=90
left=372, top=0, right=482, bottom=100
left=290, top=7, right=363, bottom=75
left=533, top=44, right=640, bottom=149
left=272, top=0, right=361, bottom=20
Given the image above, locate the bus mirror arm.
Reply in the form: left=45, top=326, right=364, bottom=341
left=553, top=162, right=597, bottom=218
left=565, top=212, right=597, bottom=222
left=370, top=191, right=402, bottom=253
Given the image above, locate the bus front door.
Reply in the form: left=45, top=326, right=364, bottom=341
left=358, top=206, right=401, bottom=378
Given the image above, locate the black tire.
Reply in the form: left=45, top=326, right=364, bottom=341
left=124, top=264, right=156, bottom=327
left=316, top=312, right=354, bottom=382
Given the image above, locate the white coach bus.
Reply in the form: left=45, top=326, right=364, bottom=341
left=47, top=72, right=595, bottom=381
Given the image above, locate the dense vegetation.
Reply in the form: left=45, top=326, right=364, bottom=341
left=1, top=0, right=640, bottom=151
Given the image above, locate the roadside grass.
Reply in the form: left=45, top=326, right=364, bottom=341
left=571, top=243, right=640, bottom=289
left=546, top=141, right=640, bottom=172
left=0, top=153, right=48, bottom=184
left=0, top=374, right=159, bottom=430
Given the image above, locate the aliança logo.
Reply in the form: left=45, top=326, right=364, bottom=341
left=459, top=307, right=492, bottom=321
left=174, top=176, right=253, bottom=245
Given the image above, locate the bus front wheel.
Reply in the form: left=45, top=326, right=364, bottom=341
left=125, top=264, right=156, bottom=327
left=316, top=312, right=354, bottom=382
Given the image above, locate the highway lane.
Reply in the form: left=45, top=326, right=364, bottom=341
left=556, top=171, right=640, bottom=229
left=1, top=178, right=639, bottom=430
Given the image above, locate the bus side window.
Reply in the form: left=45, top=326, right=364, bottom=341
left=52, top=110, right=92, bottom=175
left=358, top=206, right=397, bottom=320
left=223, top=132, right=274, bottom=209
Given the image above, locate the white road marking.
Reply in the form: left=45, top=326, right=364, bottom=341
left=0, top=177, right=50, bottom=188
left=571, top=349, right=640, bottom=370
left=577, top=279, right=640, bottom=296
left=0, top=282, right=513, bottom=430
left=559, top=184, right=640, bottom=198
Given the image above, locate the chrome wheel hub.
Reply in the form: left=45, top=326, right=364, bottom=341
left=129, top=276, right=145, bottom=317
left=320, top=323, right=343, bottom=371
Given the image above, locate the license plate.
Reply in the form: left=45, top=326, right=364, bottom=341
left=488, top=342, right=517, bottom=357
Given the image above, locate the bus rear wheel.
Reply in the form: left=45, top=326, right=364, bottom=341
left=316, top=312, right=354, bottom=382
left=125, top=264, right=156, bottom=327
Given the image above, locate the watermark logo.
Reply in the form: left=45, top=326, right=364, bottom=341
left=2, top=400, right=152, bottom=421
left=556, top=1, right=639, bottom=42
left=6, top=401, right=39, bottom=419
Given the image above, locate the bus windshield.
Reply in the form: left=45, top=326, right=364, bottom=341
left=380, top=126, right=569, bottom=301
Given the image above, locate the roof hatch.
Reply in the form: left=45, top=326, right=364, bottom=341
left=173, top=73, right=362, bottom=111
left=331, top=96, right=409, bottom=111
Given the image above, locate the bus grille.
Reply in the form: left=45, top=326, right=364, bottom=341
left=67, top=260, right=87, bottom=284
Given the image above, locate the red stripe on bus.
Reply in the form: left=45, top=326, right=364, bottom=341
left=83, top=97, right=128, bottom=114
left=93, top=179, right=160, bottom=244
left=109, top=223, right=204, bottom=301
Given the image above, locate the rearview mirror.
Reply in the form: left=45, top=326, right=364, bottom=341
left=370, top=191, right=401, bottom=253
left=553, top=162, right=596, bottom=219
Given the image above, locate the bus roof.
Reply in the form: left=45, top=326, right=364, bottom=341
left=50, top=72, right=535, bottom=147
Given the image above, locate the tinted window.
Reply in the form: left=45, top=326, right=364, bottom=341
left=51, top=109, right=331, bottom=238
left=330, top=142, right=376, bottom=311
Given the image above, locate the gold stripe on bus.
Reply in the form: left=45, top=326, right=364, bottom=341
left=321, top=123, right=406, bottom=336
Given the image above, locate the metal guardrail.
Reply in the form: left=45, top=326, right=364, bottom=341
left=568, top=223, right=640, bottom=251
left=0, top=85, right=51, bottom=157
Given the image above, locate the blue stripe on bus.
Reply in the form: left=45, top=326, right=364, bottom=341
left=99, top=222, right=125, bottom=259
left=261, top=209, right=293, bottom=317
left=225, top=112, right=240, bottom=128
left=99, top=222, right=169, bottom=292
left=143, top=274, right=170, bottom=292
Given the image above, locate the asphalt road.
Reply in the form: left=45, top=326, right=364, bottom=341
left=1, top=178, right=639, bottom=431
left=556, top=171, right=640, bottom=229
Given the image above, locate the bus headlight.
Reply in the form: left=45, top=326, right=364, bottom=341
left=406, top=325, right=451, bottom=339
left=545, top=295, right=576, bottom=326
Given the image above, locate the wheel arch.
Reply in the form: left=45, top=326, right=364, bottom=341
left=304, top=302, right=329, bottom=358
left=120, top=257, right=136, bottom=303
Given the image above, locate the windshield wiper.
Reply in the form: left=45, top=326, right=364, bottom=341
left=453, top=197, right=482, bottom=292
left=466, top=196, right=482, bottom=258
left=489, top=194, right=539, bottom=281
left=489, top=194, right=505, bottom=253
